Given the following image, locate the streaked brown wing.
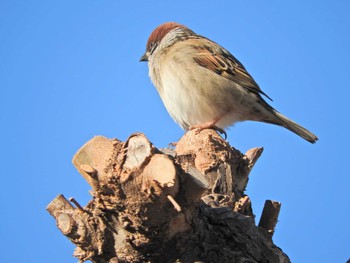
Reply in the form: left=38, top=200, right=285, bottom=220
left=192, top=41, right=272, bottom=101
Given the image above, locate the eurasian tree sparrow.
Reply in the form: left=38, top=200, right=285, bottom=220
left=140, top=22, right=318, bottom=143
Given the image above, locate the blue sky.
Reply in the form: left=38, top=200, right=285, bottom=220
left=1, top=1, right=349, bottom=262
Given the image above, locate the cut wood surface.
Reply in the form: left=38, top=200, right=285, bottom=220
left=47, top=129, right=290, bottom=263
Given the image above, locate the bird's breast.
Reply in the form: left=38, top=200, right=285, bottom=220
left=149, top=48, right=249, bottom=129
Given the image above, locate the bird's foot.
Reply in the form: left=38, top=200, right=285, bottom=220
left=189, top=123, right=227, bottom=140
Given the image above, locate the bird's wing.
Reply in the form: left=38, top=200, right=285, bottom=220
left=192, top=39, right=272, bottom=101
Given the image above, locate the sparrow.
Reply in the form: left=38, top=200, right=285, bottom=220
left=140, top=22, right=318, bottom=143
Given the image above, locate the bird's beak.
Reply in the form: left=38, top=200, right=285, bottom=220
left=140, top=52, right=149, bottom=62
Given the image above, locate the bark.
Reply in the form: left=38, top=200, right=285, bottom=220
left=47, top=129, right=290, bottom=263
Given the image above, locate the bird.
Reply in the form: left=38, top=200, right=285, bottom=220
left=140, top=22, right=318, bottom=143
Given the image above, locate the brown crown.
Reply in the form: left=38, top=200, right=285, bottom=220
left=146, top=22, right=186, bottom=51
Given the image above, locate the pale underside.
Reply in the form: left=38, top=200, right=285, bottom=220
left=149, top=39, right=273, bottom=130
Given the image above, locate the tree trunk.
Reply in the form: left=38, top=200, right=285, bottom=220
left=47, top=129, right=290, bottom=263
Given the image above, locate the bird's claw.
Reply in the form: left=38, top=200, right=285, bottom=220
left=189, top=125, right=227, bottom=140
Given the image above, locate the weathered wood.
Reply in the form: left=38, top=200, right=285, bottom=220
left=47, top=129, right=289, bottom=263
left=258, top=200, right=282, bottom=237
left=141, top=153, right=179, bottom=199
left=122, top=133, right=154, bottom=171
left=47, top=194, right=76, bottom=235
left=72, top=135, right=117, bottom=190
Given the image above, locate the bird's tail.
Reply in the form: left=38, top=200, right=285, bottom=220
left=271, top=110, right=318, bottom=144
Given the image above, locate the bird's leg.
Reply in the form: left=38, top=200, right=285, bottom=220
left=189, top=113, right=227, bottom=139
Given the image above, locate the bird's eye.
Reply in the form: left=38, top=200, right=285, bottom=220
left=149, top=42, right=158, bottom=54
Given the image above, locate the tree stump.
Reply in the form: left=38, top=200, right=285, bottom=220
left=47, top=129, right=290, bottom=263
